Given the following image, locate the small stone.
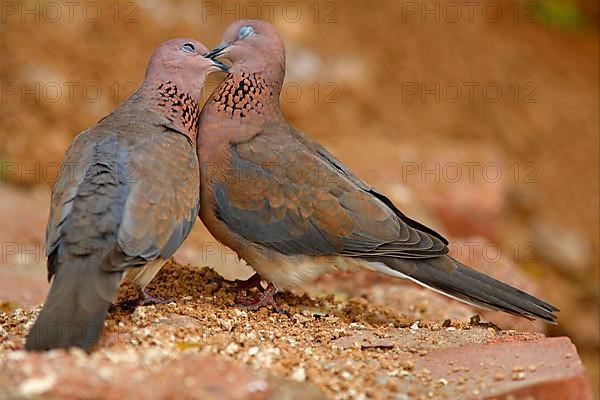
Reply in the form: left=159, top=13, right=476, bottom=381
left=18, top=375, right=57, bottom=396
left=401, top=359, right=415, bottom=370
left=246, top=379, right=269, bottom=393
left=218, top=318, right=234, bottom=331
left=290, top=366, right=306, bottom=382
left=293, top=313, right=309, bottom=324
left=349, top=322, right=366, bottom=330
left=511, top=371, right=527, bottom=381
left=224, top=342, right=240, bottom=355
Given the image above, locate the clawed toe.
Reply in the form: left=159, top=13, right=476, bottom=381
left=119, top=290, right=173, bottom=311
left=235, top=283, right=287, bottom=315
left=139, top=295, right=173, bottom=306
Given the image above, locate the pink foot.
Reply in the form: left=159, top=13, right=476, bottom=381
left=138, top=289, right=173, bottom=306
left=119, top=290, right=173, bottom=311
left=238, top=283, right=287, bottom=314
left=226, top=273, right=265, bottom=292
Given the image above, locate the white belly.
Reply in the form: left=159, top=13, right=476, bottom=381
left=246, top=248, right=367, bottom=290
left=124, top=258, right=167, bottom=290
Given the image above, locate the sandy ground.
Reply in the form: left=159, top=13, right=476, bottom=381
left=0, top=0, right=597, bottom=395
left=2, top=261, right=590, bottom=399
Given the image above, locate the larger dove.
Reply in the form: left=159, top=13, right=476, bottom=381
left=197, top=20, right=558, bottom=323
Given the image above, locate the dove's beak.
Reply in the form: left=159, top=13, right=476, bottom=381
left=205, top=42, right=232, bottom=60
left=206, top=56, right=230, bottom=72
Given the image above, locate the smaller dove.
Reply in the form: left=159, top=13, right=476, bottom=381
left=26, top=39, right=227, bottom=351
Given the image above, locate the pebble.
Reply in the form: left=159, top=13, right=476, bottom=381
left=291, top=366, right=306, bottom=382
left=18, top=374, right=56, bottom=396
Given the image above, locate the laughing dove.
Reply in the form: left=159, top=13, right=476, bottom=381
left=25, top=39, right=227, bottom=351
left=197, top=20, right=558, bottom=323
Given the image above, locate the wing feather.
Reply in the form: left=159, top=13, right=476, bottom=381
left=214, top=128, right=447, bottom=259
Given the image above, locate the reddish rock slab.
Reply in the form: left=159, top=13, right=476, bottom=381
left=406, top=336, right=592, bottom=400
left=0, top=351, right=323, bottom=400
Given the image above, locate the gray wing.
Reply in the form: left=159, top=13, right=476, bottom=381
left=47, top=126, right=199, bottom=279
left=114, top=131, right=200, bottom=265
left=46, top=130, right=95, bottom=260
left=290, top=129, right=449, bottom=245
left=214, top=127, right=447, bottom=259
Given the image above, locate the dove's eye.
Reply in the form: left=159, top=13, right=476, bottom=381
left=238, top=26, right=255, bottom=40
left=181, top=43, right=195, bottom=53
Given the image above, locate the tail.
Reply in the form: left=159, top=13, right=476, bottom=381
left=25, top=259, right=122, bottom=351
left=371, top=255, right=558, bottom=323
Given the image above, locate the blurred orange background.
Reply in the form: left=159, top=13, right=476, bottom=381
left=0, top=0, right=598, bottom=394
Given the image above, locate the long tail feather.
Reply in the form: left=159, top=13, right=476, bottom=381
left=369, top=255, right=558, bottom=323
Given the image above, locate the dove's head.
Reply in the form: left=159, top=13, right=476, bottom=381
left=206, top=20, right=285, bottom=79
left=144, top=38, right=228, bottom=98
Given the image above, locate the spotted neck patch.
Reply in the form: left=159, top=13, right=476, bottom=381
left=211, top=73, right=274, bottom=119
left=155, top=81, right=200, bottom=135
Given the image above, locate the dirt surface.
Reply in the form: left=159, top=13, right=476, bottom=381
left=0, top=261, right=592, bottom=399
left=0, top=0, right=598, bottom=396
